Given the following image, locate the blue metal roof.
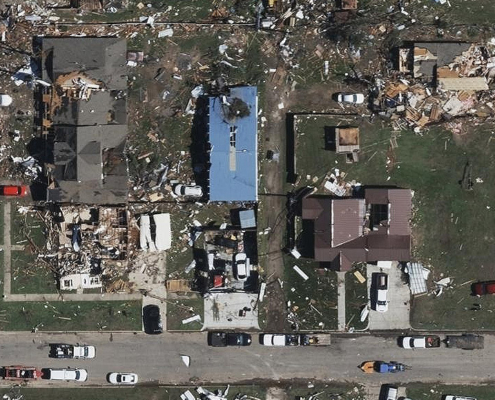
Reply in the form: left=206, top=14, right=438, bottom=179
left=208, top=86, right=258, bottom=202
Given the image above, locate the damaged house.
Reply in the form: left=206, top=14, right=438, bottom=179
left=301, top=188, right=412, bottom=271
left=41, top=37, right=128, bottom=204
left=208, top=86, right=258, bottom=202
left=399, top=41, right=489, bottom=91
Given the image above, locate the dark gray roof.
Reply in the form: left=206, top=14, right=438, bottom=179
left=413, top=42, right=471, bottom=78
left=49, top=125, right=128, bottom=204
left=52, top=91, right=127, bottom=126
left=42, top=37, right=127, bottom=90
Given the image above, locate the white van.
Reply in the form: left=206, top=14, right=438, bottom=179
left=47, top=368, right=88, bottom=382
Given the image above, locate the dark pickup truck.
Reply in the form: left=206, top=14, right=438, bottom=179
left=208, top=332, right=252, bottom=347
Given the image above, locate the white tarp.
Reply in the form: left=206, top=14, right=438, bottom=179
left=140, top=215, right=156, bottom=252
left=407, top=262, right=428, bottom=295
left=153, top=213, right=171, bottom=251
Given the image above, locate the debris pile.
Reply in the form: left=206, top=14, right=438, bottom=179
left=374, top=42, right=495, bottom=132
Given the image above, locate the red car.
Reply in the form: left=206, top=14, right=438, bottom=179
left=472, top=281, right=495, bottom=296
left=0, top=185, right=27, bottom=197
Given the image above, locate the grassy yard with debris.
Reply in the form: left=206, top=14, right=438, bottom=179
left=286, top=383, right=365, bottom=400
left=6, top=385, right=265, bottom=400
left=0, top=301, right=142, bottom=332
left=407, top=383, right=494, bottom=400
left=284, top=256, right=338, bottom=331
left=345, top=265, right=368, bottom=331
left=166, top=295, right=204, bottom=331
left=11, top=210, right=46, bottom=248
left=294, top=115, right=495, bottom=330
left=11, top=250, right=57, bottom=294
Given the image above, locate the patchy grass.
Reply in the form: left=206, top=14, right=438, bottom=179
left=286, top=383, right=365, bottom=400
left=166, top=295, right=204, bottom=331
left=296, top=116, right=495, bottom=329
left=284, top=256, right=338, bottom=331
left=0, top=203, right=4, bottom=245
left=407, top=383, right=494, bottom=400
left=11, top=251, right=57, bottom=294
left=0, top=301, right=142, bottom=332
left=5, top=385, right=266, bottom=400
left=11, top=210, right=46, bottom=248
left=345, top=265, right=368, bottom=331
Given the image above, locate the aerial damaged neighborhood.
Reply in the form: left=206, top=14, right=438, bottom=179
left=0, top=0, right=494, bottom=399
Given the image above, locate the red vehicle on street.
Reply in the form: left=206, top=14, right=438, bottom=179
left=472, top=281, right=495, bottom=296
left=0, top=185, right=27, bottom=197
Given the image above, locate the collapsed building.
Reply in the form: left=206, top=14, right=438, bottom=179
left=374, top=41, right=495, bottom=131
left=38, top=37, right=130, bottom=291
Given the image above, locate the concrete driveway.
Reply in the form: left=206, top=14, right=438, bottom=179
left=368, top=263, right=411, bottom=330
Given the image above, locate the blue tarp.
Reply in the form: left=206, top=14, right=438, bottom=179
left=208, top=86, right=258, bottom=202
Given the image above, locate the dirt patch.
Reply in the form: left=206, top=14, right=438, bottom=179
left=267, top=387, right=288, bottom=400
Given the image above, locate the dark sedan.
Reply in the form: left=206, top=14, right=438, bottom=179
left=143, top=305, right=163, bottom=334
left=208, top=332, right=252, bottom=347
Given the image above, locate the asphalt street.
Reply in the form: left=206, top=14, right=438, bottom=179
left=0, top=332, right=490, bottom=387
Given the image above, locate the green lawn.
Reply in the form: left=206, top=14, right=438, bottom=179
left=0, top=301, right=142, bottom=332
left=295, top=116, right=495, bottom=330
left=284, top=256, right=338, bottom=331
left=345, top=265, right=368, bottom=331
left=407, top=383, right=494, bottom=400
left=166, top=295, right=204, bottom=331
left=5, top=385, right=266, bottom=400
left=11, top=250, right=58, bottom=294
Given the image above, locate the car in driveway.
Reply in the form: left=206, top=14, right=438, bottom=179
left=472, top=281, right=495, bottom=296
left=174, top=184, right=203, bottom=197
left=208, top=332, right=252, bottom=347
left=0, top=185, right=27, bottom=197
left=375, top=273, right=388, bottom=312
left=143, top=305, right=163, bottom=334
left=108, top=372, right=138, bottom=385
left=443, top=396, right=477, bottom=400
left=234, top=253, right=249, bottom=281
left=336, top=92, right=365, bottom=104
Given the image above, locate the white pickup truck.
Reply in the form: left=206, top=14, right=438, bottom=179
left=49, top=344, right=96, bottom=359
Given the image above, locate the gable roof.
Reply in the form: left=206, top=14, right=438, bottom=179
left=208, top=86, right=258, bottom=202
left=302, top=188, right=412, bottom=269
left=49, top=125, right=127, bottom=204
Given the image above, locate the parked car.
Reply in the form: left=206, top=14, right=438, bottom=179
left=49, top=344, right=96, bottom=359
left=208, top=332, right=252, bottom=347
left=143, top=305, right=163, bottom=334
left=400, top=335, right=441, bottom=349
left=108, top=372, right=138, bottom=385
left=472, top=281, right=495, bottom=296
left=174, top=184, right=203, bottom=197
left=0, top=185, right=27, bottom=197
left=375, top=273, right=388, bottom=312
left=336, top=92, right=365, bottom=104
left=0, top=94, right=13, bottom=107
left=234, top=253, right=249, bottom=281
left=384, top=385, right=398, bottom=400
left=43, top=368, right=88, bottom=382
left=443, top=396, right=477, bottom=400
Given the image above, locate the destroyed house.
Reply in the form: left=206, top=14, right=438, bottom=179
left=399, top=42, right=489, bottom=91
left=302, top=188, right=411, bottom=271
left=208, top=86, right=258, bottom=202
left=41, top=37, right=128, bottom=204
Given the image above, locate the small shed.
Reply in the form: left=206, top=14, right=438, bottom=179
left=338, top=0, right=358, bottom=10
left=335, top=127, right=360, bottom=162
